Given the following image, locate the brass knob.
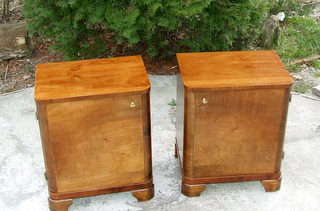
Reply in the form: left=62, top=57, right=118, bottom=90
left=202, top=98, right=208, bottom=104
left=130, top=102, right=136, bottom=108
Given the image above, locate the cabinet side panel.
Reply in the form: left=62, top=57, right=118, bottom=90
left=46, top=95, right=145, bottom=193
left=275, top=88, right=291, bottom=172
left=36, top=102, right=58, bottom=192
left=141, top=92, right=152, bottom=180
left=184, top=92, right=196, bottom=178
left=177, top=74, right=196, bottom=177
left=193, top=89, right=288, bottom=178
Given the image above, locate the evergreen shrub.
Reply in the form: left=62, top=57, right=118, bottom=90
left=24, top=0, right=270, bottom=60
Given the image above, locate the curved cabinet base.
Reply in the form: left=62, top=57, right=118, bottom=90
left=261, top=177, right=282, bottom=192
left=48, top=198, right=72, bottom=211
left=181, top=182, right=206, bottom=197
left=132, top=184, right=155, bottom=202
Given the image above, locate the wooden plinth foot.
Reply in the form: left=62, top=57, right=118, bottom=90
left=48, top=198, right=72, bottom=211
left=261, top=177, right=282, bottom=192
left=181, top=182, right=206, bottom=197
left=131, top=184, right=154, bottom=202
left=174, top=143, right=178, bottom=158
left=44, top=172, right=47, bottom=180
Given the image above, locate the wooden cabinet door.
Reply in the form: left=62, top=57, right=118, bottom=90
left=192, top=89, right=289, bottom=178
left=45, top=95, right=146, bottom=193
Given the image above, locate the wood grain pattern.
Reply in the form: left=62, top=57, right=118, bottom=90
left=37, top=94, right=153, bottom=198
left=35, top=56, right=150, bottom=102
left=176, top=51, right=293, bottom=91
left=36, top=103, right=58, bottom=192
left=35, top=56, right=153, bottom=210
left=193, top=89, right=288, bottom=177
left=176, top=51, right=292, bottom=196
left=175, top=141, right=281, bottom=185
left=46, top=95, right=145, bottom=192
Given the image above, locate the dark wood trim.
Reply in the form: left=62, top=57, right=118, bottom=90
left=131, top=184, right=154, bottom=202
left=182, top=89, right=195, bottom=178
left=142, top=92, right=153, bottom=180
left=181, top=182, right=206, bottom=197
left=275, top=88, right=291, bottom=172
left=261, top=177, right=282, bottom=192
left=48, top=198, right=73, bottom=211
left=182, top=172, right=281, bottom=185
left=184, top=83, right=292, bottom=92
left=49, top=179, right=153, bottom=200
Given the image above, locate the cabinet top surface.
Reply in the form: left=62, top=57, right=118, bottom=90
left=176, top=51, right=293, bottom=90
left=34, top=56, right=150, bottom=101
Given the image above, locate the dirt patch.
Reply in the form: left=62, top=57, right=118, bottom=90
left=0, top=37, right=63, bottom=94
left=293, top=65, right=320, bottom=86
left=310, top=2, right=320, bottom=20
left=143, top=56, right=178, bottom=75
left=0, top=0, right=24, bottom=24
left=291, top=64, right=320, bottom=98
left=0, top=36, right=179, bottom=94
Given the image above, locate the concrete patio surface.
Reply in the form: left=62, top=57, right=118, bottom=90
left=0, top=75, right=320, bottom=211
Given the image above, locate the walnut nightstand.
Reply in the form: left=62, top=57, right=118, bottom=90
left=175, top=51, right=293, bottom=196
left=35, top=56, right=154, bottom=210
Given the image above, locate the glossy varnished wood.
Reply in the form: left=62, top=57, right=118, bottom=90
left=176, top=51, right=292, bottom=196
left=181, top=182, right=206, bottom=197
left=131, top=184, right=155, bottom=202
left=49, top=180, right=153, bottom=200
left=35, top=56, right=153, bottom=210
left=261, top=177, right=282, bottom=192
left=48, top=198, right=72, bottom=211
left=35, top=56, right=150, bottom=102
left=192, top=89, right=289, bottom=177
left=176, top=51, right=292, bottom=91
left=45, top=95, right=145, bottom=193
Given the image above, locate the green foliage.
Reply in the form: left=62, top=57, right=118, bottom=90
left=183, top=0, right=270, bottom=52
left=286, top=63, right=299, bottom=73
left=24, top=0, right=108, bottom=60
left=276, top=17, right=320, bottom=67
left=168, top=99, right=177, bottom=106
left=293, top=83, right=311, bottom=93
left=24, top=0, right=270, bottom=60
left=314, top=72, right=320, bottom=78
left=312, top=60, right=320, bottom=69
left=24, top=65, right=34, bottom=72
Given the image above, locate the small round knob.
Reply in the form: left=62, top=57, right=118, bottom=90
left=202, top=98, right=208, bottom=104
left=130, top=102, right=136, bottom=108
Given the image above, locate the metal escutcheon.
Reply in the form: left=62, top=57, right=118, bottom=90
left=130, top=102, right=136, bottom=108
left=202, top=98, right=208, bottom=104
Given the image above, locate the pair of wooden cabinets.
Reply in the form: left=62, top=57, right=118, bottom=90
left=35, top=51, right=292, bottom=211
